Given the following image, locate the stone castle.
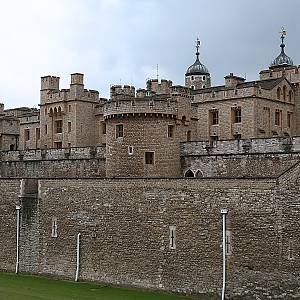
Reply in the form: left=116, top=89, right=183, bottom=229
left=1, top=31, right=300, bottom=299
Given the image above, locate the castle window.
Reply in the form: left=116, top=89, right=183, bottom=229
left=187, top=130, right=191, bottom=142
left=210, top=110, right=219, bottom=125
left=283, top=86, right=287, bottom=101
left=203, top=85, right=206, bottom=88
left=287, top=112, right=293, bottom=128
left=45, top=124, right=48, bottom=135
left=203, top=75, right=206, bottom=80
left=288, top=90, right=293, bottom=102
left=116, top=124, right=123, bottom=138
left=232, top=107, right=241, bottom=123
left=55, top=142, right=62, bottom=149
left=128, top=146, right=134, bottom=155
left=145, top=152, right=154, bottom=164
left=51, top=217, right=58, bottom=238
left=191, top=85, right=195, bottom=90
left=68, top=122, right=72, bottom=133
left=168, top=125, right=174, bottom=138
left=169, top=226, right=176, bottom=249
left=24, top=129, right=30, bottom=141
left=55, top=120, right=63, bottom=133
left=191, top=76, right=194, bottom=80
left=277, top=87, right=281, bottom=100
left=102, top=122, right=106, bottom=134
left=275, top=110, right=282, bottom=126
left=36, top=128, right=40, bottom=140
left=68, top=105, right=71, bottom=112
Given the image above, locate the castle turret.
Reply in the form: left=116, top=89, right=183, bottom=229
left=70, top=73, right=84, bottom=99
left=104, top=81, right=194, bottom=178
left=185, top=38, right=211, bottom=90
left=110, top=85, right=135, bottom=100
left=40, top=76, right=60, bottom=104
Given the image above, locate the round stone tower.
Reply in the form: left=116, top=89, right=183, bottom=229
left=185, top=38, right=211, bottom=90
left=104, top=83, right=191, bottom=178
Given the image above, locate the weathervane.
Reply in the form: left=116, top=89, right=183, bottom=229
left=195, top=37, right=201, bottom=59
left=280, top=26, right=287, bottom=44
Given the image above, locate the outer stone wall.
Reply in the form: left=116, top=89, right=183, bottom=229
left=181, top=137, right=300, bottom=177
left=0, top=179, right=21, bottom=272
left=0, top=146, right=106, bottom=178
left=0, top=174, right=297, bottom=299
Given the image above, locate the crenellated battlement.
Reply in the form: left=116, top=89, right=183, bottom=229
left=40, top=74, right=101, bottom=105
left=110, top=85, right=135, bottom=100
left=171, top=85, right=191, bottom=97
left=146, top=78, right=173, bottom=95
left=104, top=95, right=177, bottom=119
left=41, top=76, right=60, bottom=91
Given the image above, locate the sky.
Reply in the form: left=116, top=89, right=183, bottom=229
left=0, top=0, right=299, bottom=108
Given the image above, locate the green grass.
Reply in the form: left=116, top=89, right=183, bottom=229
left=0, top=273, right=197, bottom=300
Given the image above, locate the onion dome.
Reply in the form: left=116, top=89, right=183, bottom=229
left=270, top=28, right=294, bottom=69
left=186, top=38, right=209, bottom=76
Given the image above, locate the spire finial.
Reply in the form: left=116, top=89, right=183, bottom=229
left=195, top=38, right=201, bottom=60
left=280, top=26, right=287, bottom=52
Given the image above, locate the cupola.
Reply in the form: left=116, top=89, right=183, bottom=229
left=270, top=27, right=294, bottom=69
left=185, top=38, right=211, bottom=90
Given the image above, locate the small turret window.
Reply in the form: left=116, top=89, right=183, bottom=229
left=203, top=75, right=206, bottom=80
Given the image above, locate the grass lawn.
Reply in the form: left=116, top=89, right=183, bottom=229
left=0, top=272, right=198, bottom=300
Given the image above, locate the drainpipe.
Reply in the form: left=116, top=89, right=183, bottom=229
left=15, top=205, right=21, bottom=274
left=75, top=233, right=81, bottom=282
left=221, top=209, right=228, bottom=300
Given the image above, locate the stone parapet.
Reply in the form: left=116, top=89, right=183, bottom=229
left=181, top=136, right=299, bottom=156
left=0, top=146, right=106, bottom=161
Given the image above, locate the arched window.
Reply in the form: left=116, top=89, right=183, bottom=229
left=277, top=87, right=281, bottom=100
left=49, top=108, right=54, bottom=116
left=288, top=90, right=293, bottom=102
left=54, top=107, right=58, bottom=116
left=195, top=170, right=203, bottom=178
left=58, top=106, right=62, bottom=115
left=283, top=86, right=287, bottom=101
left=184, top=169, right=194, bottom=177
